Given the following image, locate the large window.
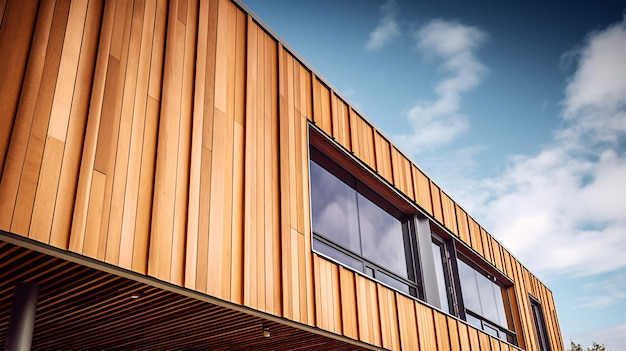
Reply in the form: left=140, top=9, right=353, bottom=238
left=530, top=297, right=552, bottom=351
left=309, top=146, right=419, bottom=297
left=457, top=257, right=516, bottom=343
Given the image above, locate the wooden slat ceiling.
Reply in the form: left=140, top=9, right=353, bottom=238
left=0, top=240, right=373, bottom=351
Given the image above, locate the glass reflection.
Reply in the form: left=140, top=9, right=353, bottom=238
left=458, top=258, right=510, bottom=330
left=310, top=161, right=360, bottom=253
left=313, top=238, right=363, bottom=272
left=358, top=193, right=407, bottom=278
left=477, top=272, right=499, bottom=324
left=458, top=259, right=482, bottom=313
left=432, top=242, right=450, bottom=313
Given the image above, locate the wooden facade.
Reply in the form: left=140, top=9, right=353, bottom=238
left=0, top=0, right=563, bottom=350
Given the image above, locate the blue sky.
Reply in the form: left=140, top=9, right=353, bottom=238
left=242, top=0, right=626, bottom=349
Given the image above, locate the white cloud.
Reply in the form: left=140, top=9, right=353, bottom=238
left=576, top=272, right=626, bottom=309
left=453, top=16, right=626, bottom=277
left=566, top=322, right=626, bottom=350
left=395, top=20, right=488, bottom=154
left=365, top=0, right=401, bottom=51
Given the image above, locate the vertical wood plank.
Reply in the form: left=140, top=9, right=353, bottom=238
left=0, top=0, right=39, bottom=175
left=396, top=293, right=419, bottom=351
left=455, top=205, right=471, bottom=246
left=377, top=285, right=400, bottom=350
left=50, top=0, right=104, bottom=250
left=412, top=166, right=433, bottom=215
left=468, top=216, right=484, bottom=257
left=229, top=3, right=246, bottom=305
left=433, top=311, right=451, bottom=351
left=29, top=137, right=65, bottom=243
left=339, top=267, right=358, bottom=339
left=8, top=0, right=72, bottom=236
left=194, top=0, right=218, bottom=292
left=441, top=192, right=458, bottom=235
left=457, top=321, right=471, bottom=351
left=447, top=316, right=461, bottom=351
left=415, top=302, right=437, bottom=351
left=430, top=181, right=444, bottom=223
left=355, top=275, right=381, bottom=347
left=68, top=0, right=116, bottom=254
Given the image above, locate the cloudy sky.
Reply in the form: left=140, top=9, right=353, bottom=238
left=243, top=0, right=626, bottom=348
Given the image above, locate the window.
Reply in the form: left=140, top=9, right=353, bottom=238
left=431, top=238, right=456, bottom=314
left=309, top=146, right=419, bottom=297
left=530, top=297, right=552, bottom=351
left=457, top=257, right=516, bottom=343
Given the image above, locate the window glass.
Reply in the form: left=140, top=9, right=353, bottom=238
left=494, top=284, right=508, bottom=327
left=466, top=314, right=482, bottom=330
left=358, top=193, right=408, bottom=278
left=476, top=272, right=500, bottom=324
left=531, top=298, right=552, bottom=351
left=482, top=323, right=500, bottom=338
left=310, top=161, right=360, bottom=253
left=431, top=242, right=450, bottom=313
left=309, top=149, right=418, bottom=298
left=458, top=260, right=482, bottom=313
left=312, top=238, right=363, bottom=272
left=458, top=258, right=512, bottom=338
left=376, top=271, right=411, bottom=295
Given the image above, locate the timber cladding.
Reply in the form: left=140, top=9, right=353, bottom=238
left=0, top=0, right=563, bottom=351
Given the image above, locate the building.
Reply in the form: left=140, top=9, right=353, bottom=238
left=0, top=0, right=563, bottom=350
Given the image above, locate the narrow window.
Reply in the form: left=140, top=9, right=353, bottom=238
left=530, top=297, right=552, bottom=351
left=431, top=239, right=453, bottom=314
left=309, top=146, right=419, bottom=297
left=457, top=257, right=516, bottom=343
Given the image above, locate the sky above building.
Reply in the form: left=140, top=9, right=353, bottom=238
left=242, top=0, right=626, bottom=349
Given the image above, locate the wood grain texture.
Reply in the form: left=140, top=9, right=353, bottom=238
left=412, top=165, right=433, bottom=215
left=396, top=294, right=419, bottom=350
left=455, top=205, right=470, bottom=246
left=0, top=0, right=565, bottom=350
left=377, top=285, right=400, bottom=350
left=0, top=0, right=39, bottom=175
left=355, top=275, right=381, bottom=347
left=415, top=302, right=437, bottom=351
left=374, top=132, right=392, bottom=181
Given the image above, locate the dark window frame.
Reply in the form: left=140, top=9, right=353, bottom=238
left=455, top=252, right=517, bottom=343
left=309, top=142, right=423, bottom=298
left=530, top=296, right=552, bottom=351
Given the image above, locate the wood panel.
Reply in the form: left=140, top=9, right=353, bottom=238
left=373, top=132, right=392, bottom=181
left=390, top=147, right=414, bottom=200
left=415, top=301, right=437, bottom=351
left=468, top=216, right=484, bottom=257
left=440, top=192, right=458, bottom=235
left=242, top=18, right=281, bottom=316
left=278, top=46, right=313, bottom=325
left=430, top=181, right=444, bottom=222
left=339, top=266, right=359, bottom=339
left=331, top=94, right=351, bottom=149
left=0, top=0, right=565, bottom=350
left=0, top=0, right=39, bottom=175
left=355, top=275, right=381, bottom=347
left=433, top=311, right=451, bottom=351
left=149, top=0, right=198, bottom=286
left=490, top=236, right=505, bottom=272
left=456, top=321, right=472, bottom=351
left=313, top=77, right=332, bottom=136
left=313, top=255, right=342, bottom=334
left=412, top=165, right=433, bottom=215
left=349, top=109, right=376, bottom=170
left=377, top=285, right=400, bottom=350
left=396, top=294, right=419, bottom=350
left=0, top=0, right=71, bottom=236
left=455, top=205, right=471, bottom=246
